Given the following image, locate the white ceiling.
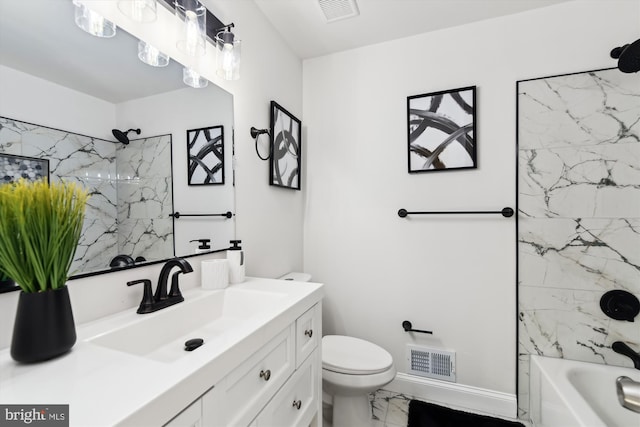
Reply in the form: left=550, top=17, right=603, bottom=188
left=253, top=0, right=573, bottom=59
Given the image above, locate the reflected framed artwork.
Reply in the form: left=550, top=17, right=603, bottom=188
left=270, top=101, right=301, bottom=190
left=187, top=125, right=225, bottom=185
left=0, top=153, right=49, bottom=183
left=407, top=86, right=477, bottom=173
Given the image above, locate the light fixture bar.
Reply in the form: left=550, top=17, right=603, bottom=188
left=157, top=0, right=225, bottom=42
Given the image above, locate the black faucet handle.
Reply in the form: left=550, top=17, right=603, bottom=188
left=127, top=279, right=155, bottom=314
left=612, top=341, right=640, bottom=370
left=169, top=272, right=185, bottom=302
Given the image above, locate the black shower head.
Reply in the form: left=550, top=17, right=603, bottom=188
left=611, top=38, right=640, bottom=73
left=111, top=128, right=141, bottom=145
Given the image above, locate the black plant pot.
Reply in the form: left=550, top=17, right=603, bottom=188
left=11, top=286, right=77, bottom=363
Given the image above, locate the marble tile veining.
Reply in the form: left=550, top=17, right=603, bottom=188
left=517, top=67, right=640, bottom=416
left=0, top=117, right=174, bottom=275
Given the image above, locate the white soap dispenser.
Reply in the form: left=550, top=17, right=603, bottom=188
left=227, top=240, right=245, bottom=284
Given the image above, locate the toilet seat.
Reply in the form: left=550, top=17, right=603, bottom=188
left=322, top=335, right=393, bottom=375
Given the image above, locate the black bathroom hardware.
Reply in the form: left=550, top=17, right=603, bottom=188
left=111, top=128, right=140, bottom=145
left=190, top=239, right=211, bottom=250
left=170, top=211, right=233, bottom=219
left=250, top=127, right=271, bottom=160
left=109, top=254, right=135, bottom=268
left=402, top=320, right=433, bottom=335
left=127, top=258, right=193, bottom=314
left=398, top=207, right=514, bottom=218
left=612, top=341, right=640, bottom=370
left=184, top=338, right=204, bottom=352
left=600, top=290, right=640, bottom=322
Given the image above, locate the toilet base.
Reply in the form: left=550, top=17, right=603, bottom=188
left=332, top=394, right=372, bottom=427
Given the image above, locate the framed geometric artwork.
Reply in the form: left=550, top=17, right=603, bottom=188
left=407, top=85, right=477, bottom=173
left=0, top=153, right=49, bottom=183
left=187, top=125, right=225, bottom=185
left=269, top=101, right=301, bottom=190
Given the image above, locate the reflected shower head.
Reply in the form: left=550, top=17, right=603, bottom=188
left=111, top=128, right=141, bottom=145
left=611, top=38, right=640, bottom=73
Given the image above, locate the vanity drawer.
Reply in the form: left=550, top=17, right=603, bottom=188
left=208, top=324, right=295, bottom=426
left=295, top=304, right=319, bottom=367
left=255, top=350, right=318, bottom=427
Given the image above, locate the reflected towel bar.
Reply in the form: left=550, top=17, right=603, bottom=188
left=170, top=211, right=233, bottom=219
left=398, top=207, right=514, bottom=218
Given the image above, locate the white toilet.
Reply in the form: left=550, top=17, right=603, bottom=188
left=278, top=273, right=396, bottom=427
left=322, top=335, right=396, bottom=427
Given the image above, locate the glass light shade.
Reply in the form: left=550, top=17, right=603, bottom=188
left=183, top=67, right=208, bottom=88
left=215, top=31, right=241, bottom=80
left=73, top=1, right=116, bottom=38
left=175, top=0, right=206, bottom=57
left=138, top=41, right=169, bottom=67
left=117, top=0, right=157, bottom=23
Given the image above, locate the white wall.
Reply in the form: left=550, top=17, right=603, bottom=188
left=0, top=65, right=115, bottom=138
left=302, top=0, right=639, bottom=397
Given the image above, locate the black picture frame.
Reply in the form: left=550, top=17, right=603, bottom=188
left=407, top=85, right=477, bottom=173
left=0, top=153, right=50, bottom=183
left=187, top=125, right=225, bottom=185
left=269, top=101, right=301, bottom=190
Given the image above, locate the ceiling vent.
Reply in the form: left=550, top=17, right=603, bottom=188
left=317, top=0, right=360, bottom=23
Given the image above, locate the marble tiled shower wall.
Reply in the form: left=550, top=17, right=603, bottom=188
left=116, top=135, right=173, bottom=263
left=517, top=69, right=640, bottom=416
left=0, top=118, right=173, bottom=274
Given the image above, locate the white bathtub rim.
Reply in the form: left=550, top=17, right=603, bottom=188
left=530, top=355, right=606, bottom=427
left=530, top=355, right=640, bottom=427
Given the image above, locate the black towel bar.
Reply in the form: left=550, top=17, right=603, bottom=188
left=398, top=207, right=514, bottom=218
left=170, top=211, right=233, bottom=219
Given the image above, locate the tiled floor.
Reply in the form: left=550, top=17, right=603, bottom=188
left=369, top=390, right=412, bottom=427
left=367, top=390, right=532, bottom=427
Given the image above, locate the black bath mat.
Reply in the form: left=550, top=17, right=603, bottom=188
left=407, top=400, right=525, bottom=427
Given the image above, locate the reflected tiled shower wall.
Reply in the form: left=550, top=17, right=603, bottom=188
left=0, top=117, right=173, bottom=274
left=516, top=69, right=640, bottom=416
left=115, top=134, right=173, bottom=263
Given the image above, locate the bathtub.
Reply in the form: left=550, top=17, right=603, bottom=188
left=529, top=355, right=640, bottom=427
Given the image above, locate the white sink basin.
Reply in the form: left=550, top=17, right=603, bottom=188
left=89, top=288, right=286, bottom=363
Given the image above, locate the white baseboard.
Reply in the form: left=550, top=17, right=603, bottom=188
left=383, top=373, right=518, bottom=420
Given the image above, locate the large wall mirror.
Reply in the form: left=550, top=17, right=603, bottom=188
left=0, top=0, right=235, bottom=287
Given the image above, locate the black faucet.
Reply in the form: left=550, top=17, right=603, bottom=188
left=612, top=341, right=640, bottom=370
left=110, top=254, right=135, bottom=268
left=127, top=258, right=193, bottom=314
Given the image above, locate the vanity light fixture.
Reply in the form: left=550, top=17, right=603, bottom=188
left=138, top=41, right=170, bottom=67
left=175, top=0, right=207, bottom=57
left=73, top=1, right=116, bottom=38
left=117, top=0, right=158, bottom=23
left=215, top=24, right=241, bottom=81
left=183, top=67, right=208, bottom=88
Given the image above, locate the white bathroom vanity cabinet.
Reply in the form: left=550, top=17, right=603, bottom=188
left=0, top=278, right=323, bottom=427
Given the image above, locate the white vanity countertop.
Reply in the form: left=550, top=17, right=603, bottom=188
left=0, top=278, right=323, bottom=427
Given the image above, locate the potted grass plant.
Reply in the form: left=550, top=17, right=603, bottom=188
left=0, top=179, right=88, bottom=363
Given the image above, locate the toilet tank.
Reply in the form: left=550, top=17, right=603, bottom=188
left=278, top=272, right=312, bottom=282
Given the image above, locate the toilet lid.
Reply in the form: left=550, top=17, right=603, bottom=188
left=322, top=335, right=393, bottom=375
